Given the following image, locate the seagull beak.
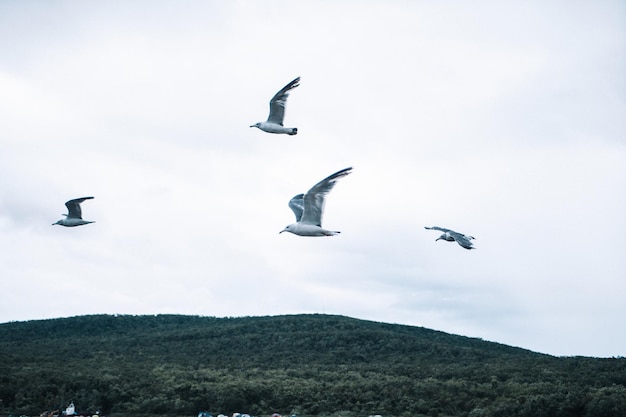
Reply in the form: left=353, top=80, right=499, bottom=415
left=279, top=230, right=285, bottom=234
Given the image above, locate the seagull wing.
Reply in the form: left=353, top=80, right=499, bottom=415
left=424, top=226, right=453, bottom=233
left=450, top=231, right=475, bottom=249
left=267, top=76, right=300, bottom=125
left=300, top=167, right=352, bottom=226
left=65, top=196, right=94, bottom=219
left=288, top=194, right=305, bottom=222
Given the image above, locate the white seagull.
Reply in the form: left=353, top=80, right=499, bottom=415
left=425, top=226, right=476, bottom=250
left=53, top=197, right=95, bottom=227
left=250, top=76, right=300, bottom=135
left=280, top=167, right=352, bottom=236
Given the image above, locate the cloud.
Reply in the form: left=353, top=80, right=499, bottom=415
left=0, top=1, right=624, bottom=357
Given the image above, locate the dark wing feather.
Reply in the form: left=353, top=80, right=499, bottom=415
left=450, top=232, right=475, bottom=249
left=65, top=196, right=94, bottom=219
left=424, top=226, right=453, bottom=233
left=267, top=76, right=300, bottom=125
left=288, top=194, right=305, bottom=222
left=300, top=167, right=352, bottom=226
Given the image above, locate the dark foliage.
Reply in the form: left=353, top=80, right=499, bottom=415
left=0, top=314, right=624, bottom=417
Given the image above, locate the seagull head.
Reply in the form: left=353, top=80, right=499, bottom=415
left=436, top=233, right=454, bottom=242
left=250, top=122, right=261, bottom=129
left=280, top=224, right=295, bottom=234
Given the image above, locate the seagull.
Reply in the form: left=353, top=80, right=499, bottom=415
left=52, top=197, right=95, bottom=227
left=250, top=76, right=300, bottom=135
left=425, top=226, right=476, bottom=250
left=280, top=167, right=352, bottom=236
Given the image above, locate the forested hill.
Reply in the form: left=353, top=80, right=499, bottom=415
left=1, top=314, right=625, bottom=417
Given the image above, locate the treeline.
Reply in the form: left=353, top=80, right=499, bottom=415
left=0, top=314, right=625, bottom=417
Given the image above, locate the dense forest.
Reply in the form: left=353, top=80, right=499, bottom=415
left=0, top=314, right=625, bottom=417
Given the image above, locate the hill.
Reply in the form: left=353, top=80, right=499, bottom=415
left=0, top=314, right=624, bottom=417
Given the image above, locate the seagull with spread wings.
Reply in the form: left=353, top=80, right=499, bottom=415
left=250, top=77, right=300, bottom=135
left=280, top=167, right=352, bottom=236
left=425, top=226, right=476, bottom=250
left=52, top=197, right=95, bottom=227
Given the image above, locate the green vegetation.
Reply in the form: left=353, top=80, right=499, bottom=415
left=0, top=314, right=624, bottom=417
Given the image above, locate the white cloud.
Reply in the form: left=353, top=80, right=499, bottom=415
left=0, top=0, right=624, bottom=357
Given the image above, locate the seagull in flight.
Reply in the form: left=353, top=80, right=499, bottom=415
left=425, top=226, right=475, bottom=250
left=53, top=197, right=95, bottom=227
left=250, top=76, right=300, bottom=135
left=281, top=167, right=352, bottom=236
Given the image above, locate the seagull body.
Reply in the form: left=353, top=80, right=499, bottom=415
left=53, top=197, right=95, bottom=227
left=425, top=226, right=475, bottom=250
left=250, top=77, right=300, bottom=135
left=281, top=167, right=352, bottom=236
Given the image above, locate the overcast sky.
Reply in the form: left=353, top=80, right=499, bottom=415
left=1, top=1, right=624, bottom=357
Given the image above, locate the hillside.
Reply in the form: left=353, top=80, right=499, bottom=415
left=0, top=314, right=624, bottom=417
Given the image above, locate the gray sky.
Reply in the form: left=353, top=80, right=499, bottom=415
left=1, top=1, right=624, bottom=357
